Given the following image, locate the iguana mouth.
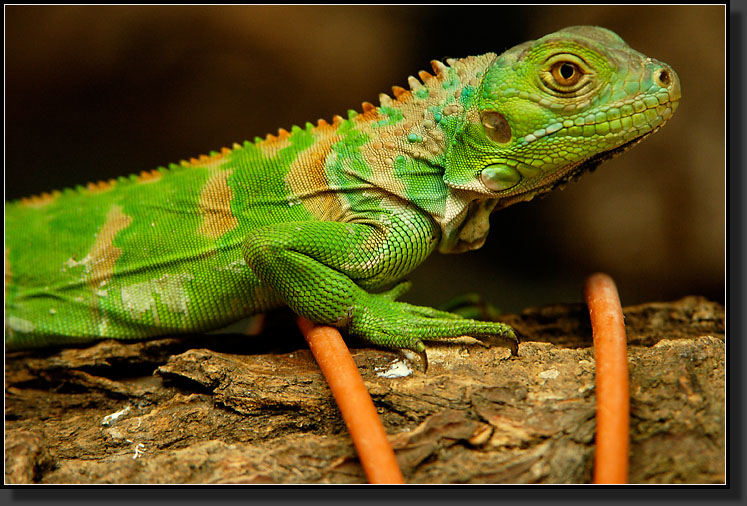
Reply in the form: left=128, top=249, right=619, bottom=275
left=496, top=127, right=659, bottom=209
left=550, top=132, right=653, bottom=189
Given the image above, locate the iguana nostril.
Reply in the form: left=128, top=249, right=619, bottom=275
left=655, top=68, right=671, bottom=87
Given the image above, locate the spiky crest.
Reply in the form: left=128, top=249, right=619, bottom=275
left=252, top=55, right=465, bottom=148
left=14, top=55, right=478, bottom=204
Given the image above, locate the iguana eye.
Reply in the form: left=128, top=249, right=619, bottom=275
left=551, top=61, right=581, bottom=86
left=538, top=55, right=592, bottom=97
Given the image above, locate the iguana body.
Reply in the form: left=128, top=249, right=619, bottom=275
left=5, top=26, right=680, bottom=354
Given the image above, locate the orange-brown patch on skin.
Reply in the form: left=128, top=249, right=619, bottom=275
left=184, top=147, right=232, bottom=170
left=430, top=60, right=449, bottom=77
left=197, top=168, right=239, bottom=239
left=285, top=132, right=347, bottom=222
left=87, top=204, right=132, bottom=287
left=86, top=179, right=116, bottom=194
left=19, top=190, right=61, bottom=208
left=391, top=86, right=412, bottom=102
left=136, top=169, right=162, bottom=184
left=354, top=102, right=382, bottom=124
left=418, top=70, right=435, bottom=82
left=257, top=131, right=292, bottom=159
left=5, top=248, right=11, bottom=300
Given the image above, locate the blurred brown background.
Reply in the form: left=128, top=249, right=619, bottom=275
left=5, top=5, right=725, bottom=313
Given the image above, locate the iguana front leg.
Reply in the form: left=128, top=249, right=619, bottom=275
left=242, top=204, right=517, bottom=358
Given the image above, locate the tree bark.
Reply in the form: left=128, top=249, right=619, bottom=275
left=5, top=296, right=724, bottom=484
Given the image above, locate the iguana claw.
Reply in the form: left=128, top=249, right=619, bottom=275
left=413, top=341, right=428, bottom=373
left=475, top=331, right=519, bottom=356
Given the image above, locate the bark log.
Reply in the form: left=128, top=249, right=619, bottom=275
left=5, top=296, right=724, bottom=484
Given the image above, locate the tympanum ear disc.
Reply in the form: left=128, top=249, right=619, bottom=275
left=481, top=111, right=512, bottom=144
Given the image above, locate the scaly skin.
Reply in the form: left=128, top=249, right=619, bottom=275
left=5, top=26, right=680, bottom=356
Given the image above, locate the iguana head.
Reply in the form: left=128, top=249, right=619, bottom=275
left=444, top=25, right=680, bottom=207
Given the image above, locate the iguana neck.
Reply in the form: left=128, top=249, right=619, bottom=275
left=283, top=54, right=499, bottom=248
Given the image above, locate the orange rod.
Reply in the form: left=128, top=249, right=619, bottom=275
left=297, top=317, right=405, bottom=484
left=585, top=273, right=630, bottom=484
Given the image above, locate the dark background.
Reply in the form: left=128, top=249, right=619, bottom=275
left=5, top=5, right=725, bottom=314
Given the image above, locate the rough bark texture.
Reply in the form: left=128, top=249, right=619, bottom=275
left=5, top=296, right=724, bottom=484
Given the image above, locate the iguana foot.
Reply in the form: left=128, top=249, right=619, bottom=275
left=346, top=282, right=518, bottom=368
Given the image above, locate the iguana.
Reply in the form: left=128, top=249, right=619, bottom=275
left=5, top=26, right=680, bottom=362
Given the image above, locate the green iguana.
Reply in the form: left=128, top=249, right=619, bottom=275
left=5, top=26, right=680, bottom=360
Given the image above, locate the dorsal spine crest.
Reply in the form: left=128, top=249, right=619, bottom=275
left=14, top=54, right=496, bottom=204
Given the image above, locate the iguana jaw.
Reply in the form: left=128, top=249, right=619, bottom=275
left=494, top=127, right=659, bottom=209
